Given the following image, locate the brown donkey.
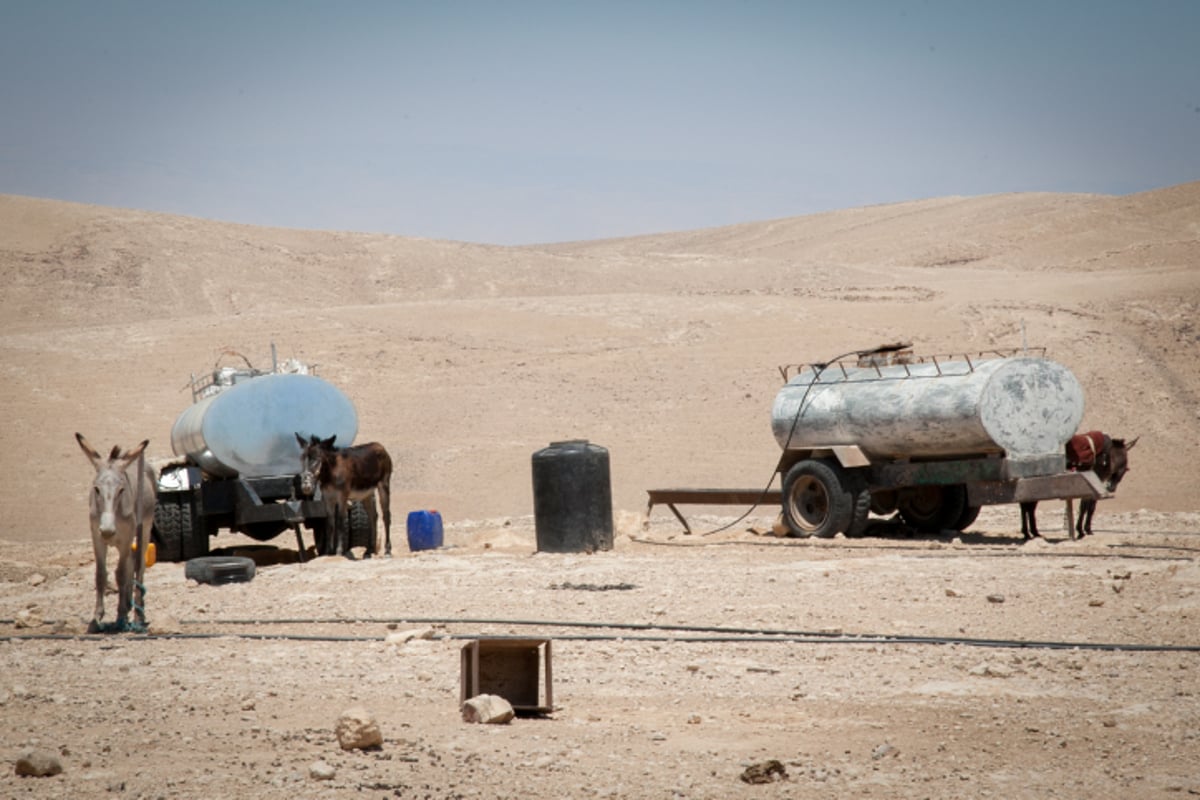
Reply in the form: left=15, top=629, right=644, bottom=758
left=1020, top=432, right=1138, bottom=540
left=296, top=434, right=393, bottom=557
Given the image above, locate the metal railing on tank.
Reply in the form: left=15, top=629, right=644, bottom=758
left=777, top=345, right=1047, bottom=384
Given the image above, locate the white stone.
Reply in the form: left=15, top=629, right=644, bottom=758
left=385, top=627, right=435, bottom=644
left=335, top=706, right=383, bottom=750
left=462, top=694, right=514, bottom=724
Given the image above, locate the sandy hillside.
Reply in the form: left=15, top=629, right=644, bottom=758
left=0, top=184, right=1197, bottom=543
left=2, top=185, right=1200, bottom=800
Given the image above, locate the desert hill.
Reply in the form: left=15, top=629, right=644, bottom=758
left=1, top=183, right=1197, bottom=543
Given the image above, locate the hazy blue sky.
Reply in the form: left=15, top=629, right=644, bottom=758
left=2, top=1, right=1197, bottom=244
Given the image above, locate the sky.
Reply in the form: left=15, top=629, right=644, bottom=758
left=1, top=1, right=1198, bottom=245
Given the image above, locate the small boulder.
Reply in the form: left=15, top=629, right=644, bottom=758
left=462, top=694, right=514, bottom=724
left=335, top=706, right=383, bottom=750
left=871, top=743, right=899, bottom=761
left=14, top=608, right=43, bottom=629
left=385, top=627, right=434, bottom=645
left=740, top=759, right=787, bottom=784
left=15, top=749, right=63, bottom=777
left=309, top=760, right=337, bottom=781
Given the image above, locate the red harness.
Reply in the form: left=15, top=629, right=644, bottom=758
left=1066, top=431, right=1108, bottom=471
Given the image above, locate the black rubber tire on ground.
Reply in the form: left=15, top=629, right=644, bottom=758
left=184, top=556, right=256, bottom=585
left=782, top=460, right=853, bottom=538
left=897, top=484, right=968, bottom=534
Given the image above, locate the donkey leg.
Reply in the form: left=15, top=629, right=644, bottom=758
left=333, top=502, right=344, bottom=557
left=293, top=525, right=307, bottom=563
left=114, top=545, right=132, bottom=625
left=336, top=501, right=353, bottom=558
left=1079, top=499, right=1096, bottom=536
left=1019, top=502, right=1039, bottom=540
left=364, top=496, right=378, bottom=558
left=92, top=537, right=108, bottom=624
left=379, top=482, right=392, bottom=557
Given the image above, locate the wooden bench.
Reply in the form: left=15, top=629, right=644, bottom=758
left=645, top=488, right=782, bottom=534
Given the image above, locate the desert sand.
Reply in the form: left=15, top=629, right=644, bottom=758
left=1, top=184, right=1198, bottom=798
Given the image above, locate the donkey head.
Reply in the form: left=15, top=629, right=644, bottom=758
left=76, top=433, right=149, bottom=539
left=1097, top=436, right=1138, bottom=493
left=295, top=433, right=337, bottom=497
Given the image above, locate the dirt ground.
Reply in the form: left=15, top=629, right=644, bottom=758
left=1, top=184, right=1199, bottom=797
left=2, top=509, right=1200, bottom=799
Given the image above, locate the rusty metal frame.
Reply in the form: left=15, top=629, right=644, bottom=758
left=645, top=488, right=783, bottom=534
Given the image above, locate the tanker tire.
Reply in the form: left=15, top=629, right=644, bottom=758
left=348, top=501, right=374, bottom=553
left=782, top=460, right=853, bottom=538
left=844, top=487, right=873, bottom=537
left=153, top=493, right=209, bottom=563
left=183, top=511, right=212, bottom=561
left=184, top=556, right=256, bottom=585
left=898, top=484, right=968, bottom=534
left=152, top=496, right=186, bottom=563
left=952, top=502, right=981, bottom=532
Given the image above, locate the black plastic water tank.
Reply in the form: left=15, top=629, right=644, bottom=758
left=531, top=440, right=614, bottom=553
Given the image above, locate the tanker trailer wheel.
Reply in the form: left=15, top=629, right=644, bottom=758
left=311, top=502, right=373, bottom=555
left=348, top=501, right=375, bottom=553
left=844, top=486, right=873, bottom=537
left=782, top=460, right=853, bottom=538
left=897, top=484, right=968, bottom=534
left=952, top=501, right=981, bottom=532
left=153, top=492, right=211, bottom=563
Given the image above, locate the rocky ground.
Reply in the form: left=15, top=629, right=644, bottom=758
left=2, top=507, right=1199, bottom=799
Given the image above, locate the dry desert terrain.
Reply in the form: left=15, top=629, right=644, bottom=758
left=1, top=184, right=1199, bottom=798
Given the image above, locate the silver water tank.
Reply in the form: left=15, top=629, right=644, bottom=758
left=170, top=373, right=358, bottom=477
left=771, top=356, right=1084, bottom=465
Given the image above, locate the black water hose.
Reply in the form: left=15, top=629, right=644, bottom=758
left=695, top=346, right=876, bottom=538
left=4, top=615, right=1196, bottom=653
left=631, top=536, right=1196, bottom=560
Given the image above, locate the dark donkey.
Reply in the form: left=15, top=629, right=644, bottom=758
left=296, top=434, right=394, bottom=557
left=1020, top=431, right=1138, bottom=540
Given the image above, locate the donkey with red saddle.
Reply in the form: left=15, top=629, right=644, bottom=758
left=1020, top=431, right=1137, bottom=540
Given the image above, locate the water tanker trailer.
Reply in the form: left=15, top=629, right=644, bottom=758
left=772, top=345, right=1106, bottom=537
left=152, top=349, right=374, bottom=561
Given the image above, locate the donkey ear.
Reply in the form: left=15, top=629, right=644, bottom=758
left=323, top=435, right=337, bottom=449
left=295, top=432, right=307, bottom=448
left=75, top=433, right=102, bottom=467
left=120, top=439, right=149, bottom=464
